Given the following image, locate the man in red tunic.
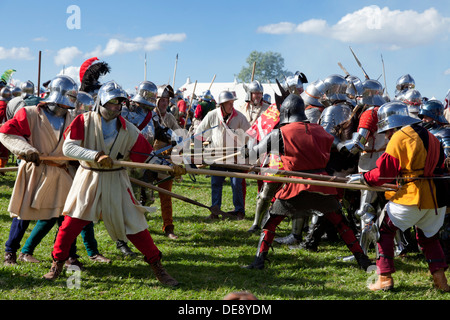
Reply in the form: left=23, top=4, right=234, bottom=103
left=245, top=94, right=372, bottom=270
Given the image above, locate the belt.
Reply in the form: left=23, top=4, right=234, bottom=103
left=80, top=164, right=125, bottom=172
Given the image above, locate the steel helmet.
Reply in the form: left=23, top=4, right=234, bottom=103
left=395, top=74, right=415, bottom=91
left=0, top=87, right=11, bottom=101
left=97, top=80, right=128, bottom=120
left=201, top=90, right=213, bottom=102
left=279, top=94, right=307, bottom=125
left=218, top=90, right=237, bottom=105
left=20, top=80, right=34, bottom=98
left=360, top=79, right=386, bottom=106
left=300, top=80, right=325, bottom=107
left=345, top=75, right=363, bottom=100
left=399, top=89, right=422, bottom=115
left=418, top=99, right=447, bottom=124
left=319, top=103, right=352, bottom=132
left=76, top=91, right=95, bottom=112
left=11, top=86, right=21, bottom=97
left=321, top=74, right=348, bottom=103
left=131, top=81, right=157, bottom=107
left=377, top=101, right=421, bottom=133
left=284, top=72, right=308, bottom=95
left=45, top=75, right=78, bottom=109
left=157, top=84, right=175, bottom=99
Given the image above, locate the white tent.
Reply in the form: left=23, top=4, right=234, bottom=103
left=178, top=77, right=280, bottom=107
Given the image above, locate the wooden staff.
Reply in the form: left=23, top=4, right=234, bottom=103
left=251, top=61, right=256, bottom=81
left=129, top=177, right=231, bottom=219
left=0, top=166, right=18, bottom=172
left=208, top=74, right=216, bottom=90
left=38, top=156, right=394, bottom=192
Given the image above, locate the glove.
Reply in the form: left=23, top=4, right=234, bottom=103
left=24, top=152, right=40, bottom=166
left=170, top=164, right=186, bottom=177
left=95, top=151, right=114, bottom=169
left=346, top=173, right=367, bottom=185
left=445, top=157, right=450, bottom=171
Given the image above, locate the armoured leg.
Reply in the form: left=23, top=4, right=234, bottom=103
left=297, top=213, right=329, bottom=252
left=245, top=214, right=285, bottom=270
left=274, top=217, right=306, bottom=245
left=248, top=182, right=281, bottom=233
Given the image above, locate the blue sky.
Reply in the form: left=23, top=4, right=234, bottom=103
left=2, top=0, right=450, bottom=100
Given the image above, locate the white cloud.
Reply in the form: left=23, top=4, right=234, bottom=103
left=57, top=66, right=81, bottom=84
left=0, top=47, right=34, bottom=60
left=84, top=33, right=187, bottom=57
left=257, top=6, right=450, bottom=49
left=54, top=46, right=82, bottom=66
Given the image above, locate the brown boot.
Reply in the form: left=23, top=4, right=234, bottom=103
left=43, top=259, right=65, bottom=280
left=149, top=260, right=179, bottom=287
left=432, top=268, right=450, bottom=292
left=4, top=252, right=17, bottom=265
left=368, top=273, right=394, bottom=291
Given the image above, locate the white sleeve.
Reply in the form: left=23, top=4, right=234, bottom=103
left=63, top=136, right=98, bottom=161
left=0, top=133, right=38, bottom=156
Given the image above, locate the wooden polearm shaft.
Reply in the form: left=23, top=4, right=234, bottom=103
left=37, top=51, right=42, bottom=96
left=37, top=156, right=394, bottom=192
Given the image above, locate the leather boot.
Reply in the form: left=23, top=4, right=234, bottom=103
left=149, top=259, right=179, bottom=287
left=368, top=273, right=394, bottom=291
left=43, top=259, right=65, bottom=280
left=4, top=252, right=17, bottom=265
left=245, top=252, right=268, bottom=270
left=354, top=251, right=375, bottom=271
left=164, top=225, right=178, bottom=240
left=116, top=240, right=137, bottom=258
left=432, top=268, right=450, bottom=292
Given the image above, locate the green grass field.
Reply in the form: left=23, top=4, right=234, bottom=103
left=0, top=165, right=449, bottom=302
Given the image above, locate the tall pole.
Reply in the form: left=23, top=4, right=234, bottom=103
left=37, top=51, right=41, bottom=96
left=172, top=53, right=178, bottom=89
left=144, top=53, right=147, bottom=81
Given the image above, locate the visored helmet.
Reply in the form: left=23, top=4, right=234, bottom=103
left=300, top=80, right=325, bottom=107
left=321, top=74, right=348, bottom=103
left=218, top=90, right=237, bottom=105
left=360, top=79, right=386, bottom=106
left=419, top=99, right=447, bottom=124
left=345, top=75, right=363, bottom=100
left=377, top=101, right=421, bottom=133
left=20, top=80, right=34, bottom=98
left=283, top=72, right=308, bottom=95
left=399, top=89, right=422, bottom=115
left=279, top=94, right=307, bottom=125
left=319, top=103, right=352, bottom=133
left=131, top=81, right=157, bottom=107
left=157, top=84, right=175, bottom=99
left=396, top=74, right=415, bottom=91
left=45, top=75, right=78, bottom=109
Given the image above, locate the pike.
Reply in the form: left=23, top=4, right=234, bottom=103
left=129, top=177, right=233, bottom=220
left=37, top=156, right=394, bottom=191
left=349, top=46, right=370, bottom=80
left=381, top=54, right=390, bottom=99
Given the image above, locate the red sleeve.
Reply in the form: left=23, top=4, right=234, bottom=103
left=64, top=114, right=85, bottom=140
left=129, top=133, right=153, bottom=163
left=0, top=107, right=31, bottom=137
left=194, top=104, right=202, bottom=119
left=363, top=152, right=401, bottom=186
left=0, top=101, right=7, bottom=123
left=357, top=107, right=379, bottom=134
left=177, top=100, right=187, bottom=113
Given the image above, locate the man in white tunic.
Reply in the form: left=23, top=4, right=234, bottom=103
left=43, top=81, right=181, bottom=286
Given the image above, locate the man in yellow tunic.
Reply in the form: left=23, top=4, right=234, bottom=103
left=349, top=101, right=449, bottom=292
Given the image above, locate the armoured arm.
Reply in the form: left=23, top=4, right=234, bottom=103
left=341, top=128, right=371, bottom=155
left=248, top=128, right=283, bottom=160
